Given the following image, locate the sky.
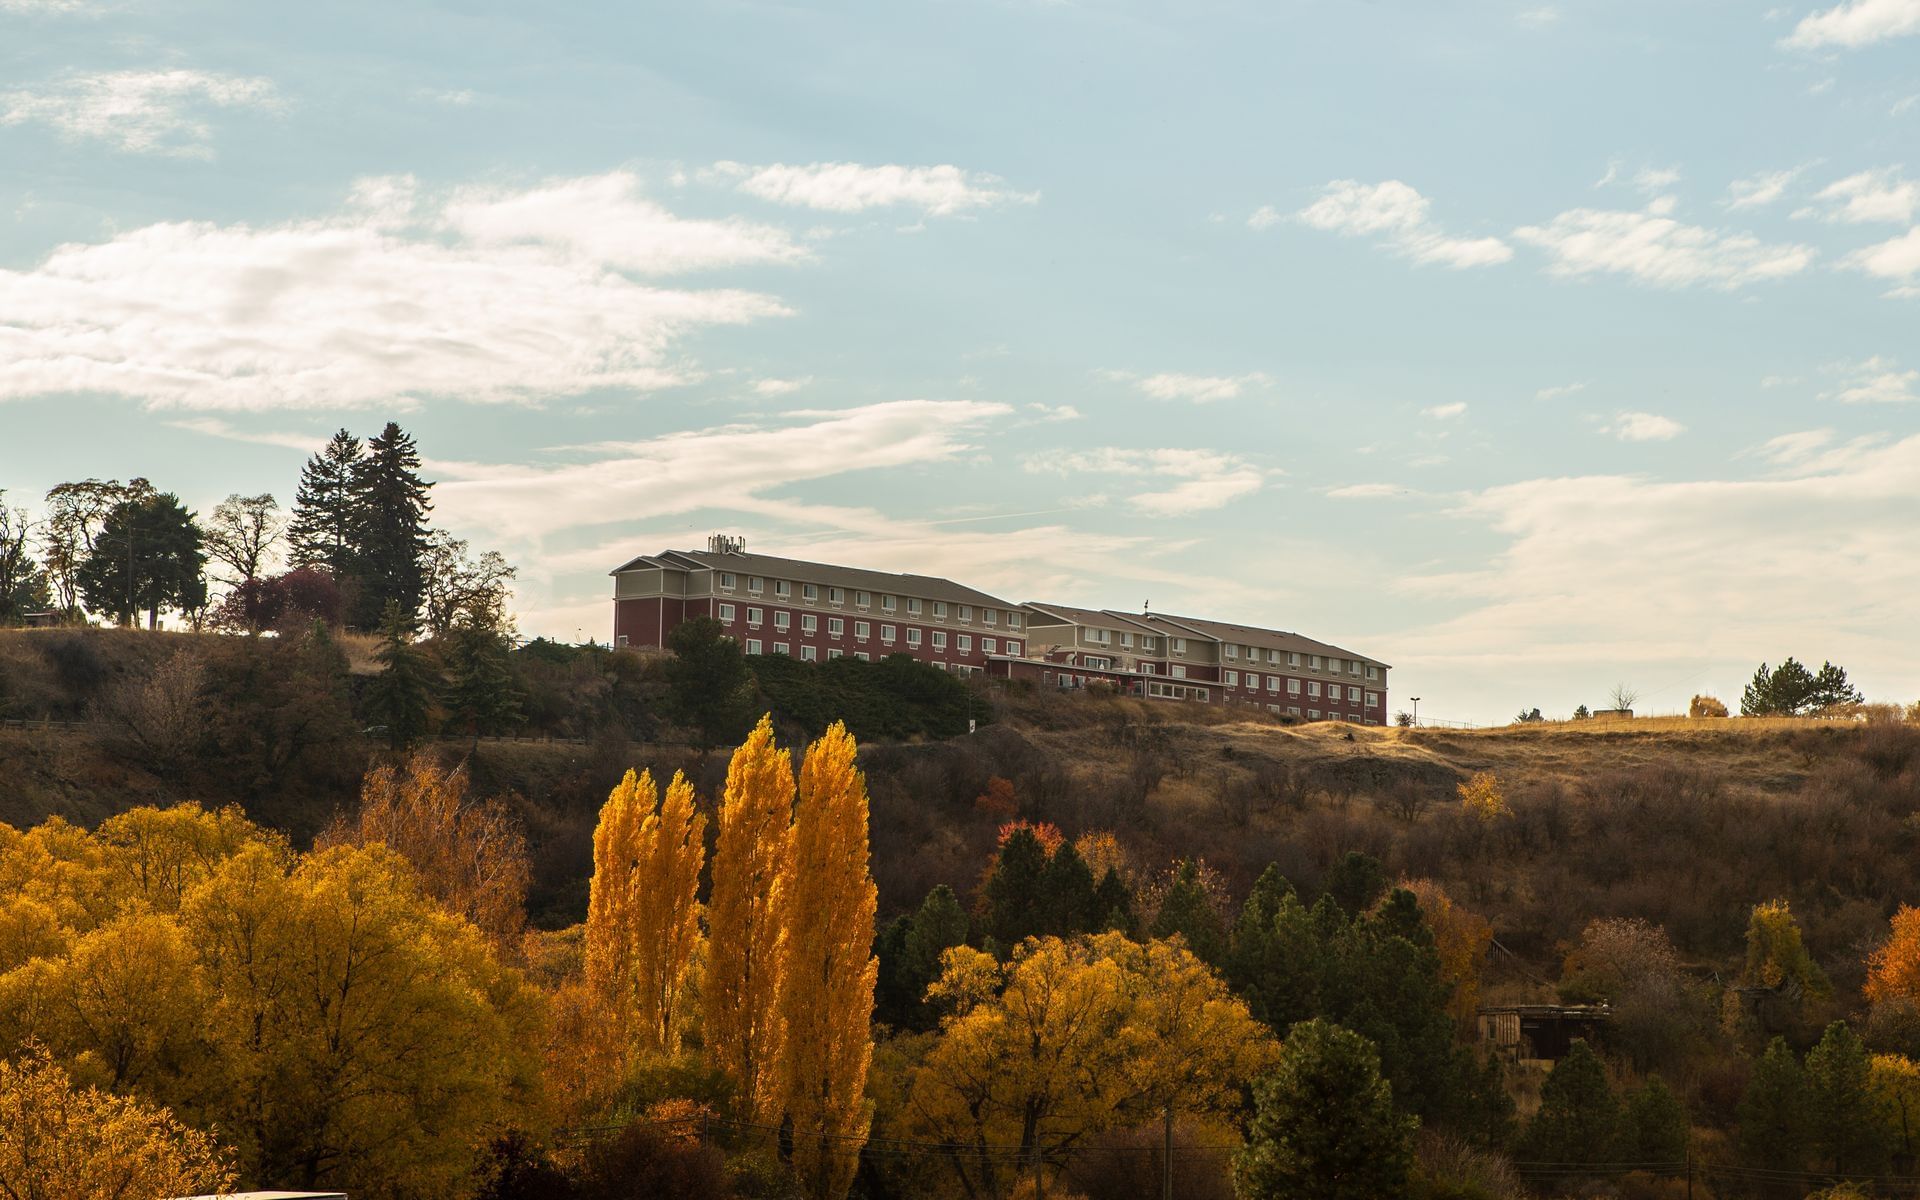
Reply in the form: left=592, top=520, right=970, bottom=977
left=2, top=0, right=1919, bottom=725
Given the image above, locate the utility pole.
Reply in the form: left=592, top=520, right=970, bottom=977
left=1163, top=1105, right=1173, bottom=1200
left=1410, top=696, right=1421, bottom=726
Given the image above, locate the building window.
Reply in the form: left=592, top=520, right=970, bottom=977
left=1349, top=686, right=1361, bottom=701
left=1139, top=661, right=1155, bottom=674
left=748, top=577, right=764, bottom=595
left=882, top=595, right=897, bottom=612
left=855, top=652, right=869, bottom=662
left=1009, top=612, right=1022, bottom=629
left=881, top=624, right=896, bottom=643
left=1309, top=709, right=1321, bottom=720
left=829, top=587, right=844, bottom=604
left=802, top=583, right=818, bottom=602
left=1142, top=635, right=1157, bottom=652
left=957, top=635, right=972, bottom=653
left=984, top=609, right=997, bottom=627
left=719, top=572, right=737, bottom=590
left=1366, top=665, right=1379, bottom=681
left=958, top=605, right=973, bottom=623
left=1224, top=670, right=1239, bottom=686
left=1288, top=678, right=1302, bottom=695
left=907, top=628, right=922, bottom=647
left=801, top=614, right=817, bottom=633
left=855, top=591, right=871, bottom=608
left=1309, top=655, right=1323, bottom=671
left=773, top=642, right=789, bottom=656
left=746, top=639, right=762, bottom=655
left=932, top=631, right=947, bottom=649
left=1287, top=652, right=1301, bottom=668
left=934, top=601, right=948, bottom=619
left=855, top=621, right=870, bottom=641
left=1085, top=655, right=1111, bottom=670
left=1288, top=706, right=1301, bottom=716
left=775, top=580, right=791, bottom=598
left=747, top=607, right=763, bottom=627
left=802, top=645, right=818, bottom=662
left=1007, top=640, right=1020, bottom=655
left=1171, top=638, right=1187, bottom=654
left=1089, top=628, right=1110, bottom=646
left=718, top=603, right=735, bottom=622
left=828, top=648, right=843, bottom=660
left=1267, top=676, right=1280, bottom=692
left=1365, top=691, right=1379, bottom=707
left=1308, top=682, right=1321, bottom=698
left=774, top=611, right=790, bottom=630
left=1223, top=645, right=1237, bottom=660
left=907, top=597, right=922, bottom=615
left=983, top=638, right=996, bottom=654
left=1166, top=664, right=1185, bottom=679
left=828, top=617, right=844, bottom=636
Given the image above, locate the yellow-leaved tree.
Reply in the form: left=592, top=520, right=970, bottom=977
left=0, top=1048, right=235, bottom=1200
left=1872, top=1053, right=1920, bottom=1159
left=1744, top=898, right=1831, bottom=997
left=634, top=770, right=706, bottom=1057
left=585, top=768, right=649, bottom=1052
left=1400, top=878, right=1494, bottom=1029
left=780, top=722, right=878, bottom=1200
left=1866, top=905, right=1920, bottom=1007
left=706, top=715, right=795, bottom=1122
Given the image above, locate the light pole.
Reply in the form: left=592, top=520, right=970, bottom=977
left=1410, top=696, right=1421, bottom=727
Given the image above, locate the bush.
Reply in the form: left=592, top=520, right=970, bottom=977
left=572, top=1121, right=734, bottom=1200
left=1688, top=694, right=1728, bottom=718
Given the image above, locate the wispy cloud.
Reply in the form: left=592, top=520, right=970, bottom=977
left=1326, top=482, right=1413, bottom=498
left=1794, top=167, right=1920, bottom=223
left=0, top=171, right=801, bottom=410
left=1725, top=166, right=1810, bottom=210
left=1516, top=6, right=1560, bottom=28
left=1784, top=0, right=1920, bottom=48
left=1025, top=447, right=1266, bottom=515
left=1604, top=411, right=1686, bottom=441
left=1514, top=202, right=1815, bottom=289
left=1294, top=179, right=1514, bottom=268
left=1423, top=401, right=1468, bottom=419
left=1827, top=356, right=1920, bottom=403
left=752, top=377, right=812, bottom=397
left=1536, top=382, right=1588, bottom=400
left=1102, top=369, right=1272, bottom=403
left=709, top=161, right=1037, bottom=216
left=0, top=69, right=278, bottom=157
left=1027, top=402, right=1082, bottom=422
left=1843, top=227, right=1920, bottom=292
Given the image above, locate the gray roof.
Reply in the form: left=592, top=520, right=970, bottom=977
left=611, top=548, right=1016, bottom=609
left=1137, top=610, right=1390, bottom=670
left=1022, top=602, right=1161, bottom=634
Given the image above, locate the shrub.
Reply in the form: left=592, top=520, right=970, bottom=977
left=1688, top=694, right=1728, bottom=718
left=1457, top=772, right=1508, bottom=821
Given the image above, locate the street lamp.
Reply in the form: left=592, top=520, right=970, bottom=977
left=1409, top=697, right=1421, bottom=727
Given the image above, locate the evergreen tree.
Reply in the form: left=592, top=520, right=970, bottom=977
left=983, top=828, right=1051, bottom=951
left=1805, top=1020, right=1888, bottom=1176
left=1093, top=867, right=1135, bottom=934
left=1324, top=851, right=1388, bottom=915
left=441, top=622, right=521, bottom=745
left=1150, top=859, right=1227, bottom=965
left=877, top=884, right=971, bottom=1030
left=1037, top=842, right=1101, bottom=936
left=1742, top=658, right=1864, bottom=716
left=1522, top=1040, right=1620, bottom=1168
left=363, top=601, right=437, bottom=749
left=664, top=616, right=757, bottom=750
left=348, top=422, right=433, bottom=629
left=1235, top=1019, right=1416, bottom=1200
left=1623, top=1075, right=1689, bottom=1164
left=287, top=429, right=362, bottom=576
left=1738, top=1036, right=1808, bottom=1175
left=76, top=489, right=206, bottom=628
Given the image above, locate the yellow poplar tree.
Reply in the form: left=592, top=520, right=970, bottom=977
left=634, top=770, right=706, bottom=1057
left=781, top=722, right=879, bottom=1200
left=705, top=715, right=795, bottom=1122
left=585, top=769, right=649, bottom=1047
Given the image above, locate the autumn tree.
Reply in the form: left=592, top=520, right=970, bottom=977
left=904, top=933, right=1277, bottom=1199
left=40, top=479, right=132, bottom=616
left=1458, top=770, right=1508, bottom=820
left=634, top=772, right=706, bottom=1058
left=1744, top=899, right=1831, bottom=1003
left=705, top=715, right=795, bottom=1121
left=0, top=1048, right=235, bottom=1200
left=421, top=530, right=517, bottom=637
left=1562, top=917, right=1712, bottom=1072
left=0, top=494, right=51, bottom=624
left=1871, top=1053, right=1920, bottom=1160
left=322, top=753, right=531, bottom=946
left=1401, top=878, right=1493, bottom=1029
left=1235, top=1019, right=1415, bottom=1200
left=1866, top=905, right=1920, bottom=1009
left=780, top=722, right=878, bottom=1200
left=585, top=768, right=648, bottom=1053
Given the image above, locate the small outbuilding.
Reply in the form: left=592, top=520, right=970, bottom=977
left=1477, top=1004, right=1611, bottom=1063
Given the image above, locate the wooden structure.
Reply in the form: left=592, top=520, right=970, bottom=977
left=1477, top=1004, right=1611, bottom=1063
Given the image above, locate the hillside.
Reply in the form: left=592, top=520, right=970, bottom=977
left=5, top=626, right=1914, bottom=993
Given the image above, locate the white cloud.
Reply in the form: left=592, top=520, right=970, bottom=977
left=1784, top=0, right=1920, bottom=48
left=710, top=161, right=1037, bottom=216
left=1105, top=370, right=1271, bottom=403
left=416, top=87, right=476, bottom=106
left=1326, top=482, right=1410, bottom=498
left=169, top=416, right=329, bottom=454
left=1725, top=167, right=1807, bottom=210
left=1755, top=428, right=1836, bottom=464
left=1843, top=226, right=1920, bottom=287
left=1027, top=402, right=1082, bottom=422
left=1423, top=401, right=1468, bottom=419
left=1516, top=6, right=1560, bottom=27
left=1247, top=205, right=1283, bottom=230
left=1025, top=447, right=1265, bottom=515
left=752, top=377, right=811, bottom=397
left=1795, top=168, right=1920, bottom=223
left=1604, top=411, right=1686, bottom=441
left=437, top=400, right=1009, bottom=542
left=1513, top=203, right=1815, bottom=289
left=1536, top=381, right=1588, bottom=400
left=0, top=69, right=278, bottom=157
left=1296, top=180, right=1514, bottom=268
left=0, top=171, right=799, bottom=410
left=0, top=0, right=102, bottom=12
left=1827, top=357, right=1920, bottom=402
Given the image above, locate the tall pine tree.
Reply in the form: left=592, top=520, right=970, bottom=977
left=287, top=430, right=362, bottom=576
left=349, top=422, right=432, bottom=629
left=442, top=622, right=521, bottom=746
left=363, top=601, right=436, bottom=749
left=705, top=715, right=795, bottom=1123
left=780, top=722, right=878, bottom=1200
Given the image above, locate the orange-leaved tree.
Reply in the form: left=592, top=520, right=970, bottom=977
left=1401, top=878, right=1493, bottom=1028
left=780, top=722, right=878, bottom=1200
left=705, top=715, right=795, bottom=1122
left=634, top=770, right=705, bottom=1058
left=1867, top=905, right=1920, bottom=1007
